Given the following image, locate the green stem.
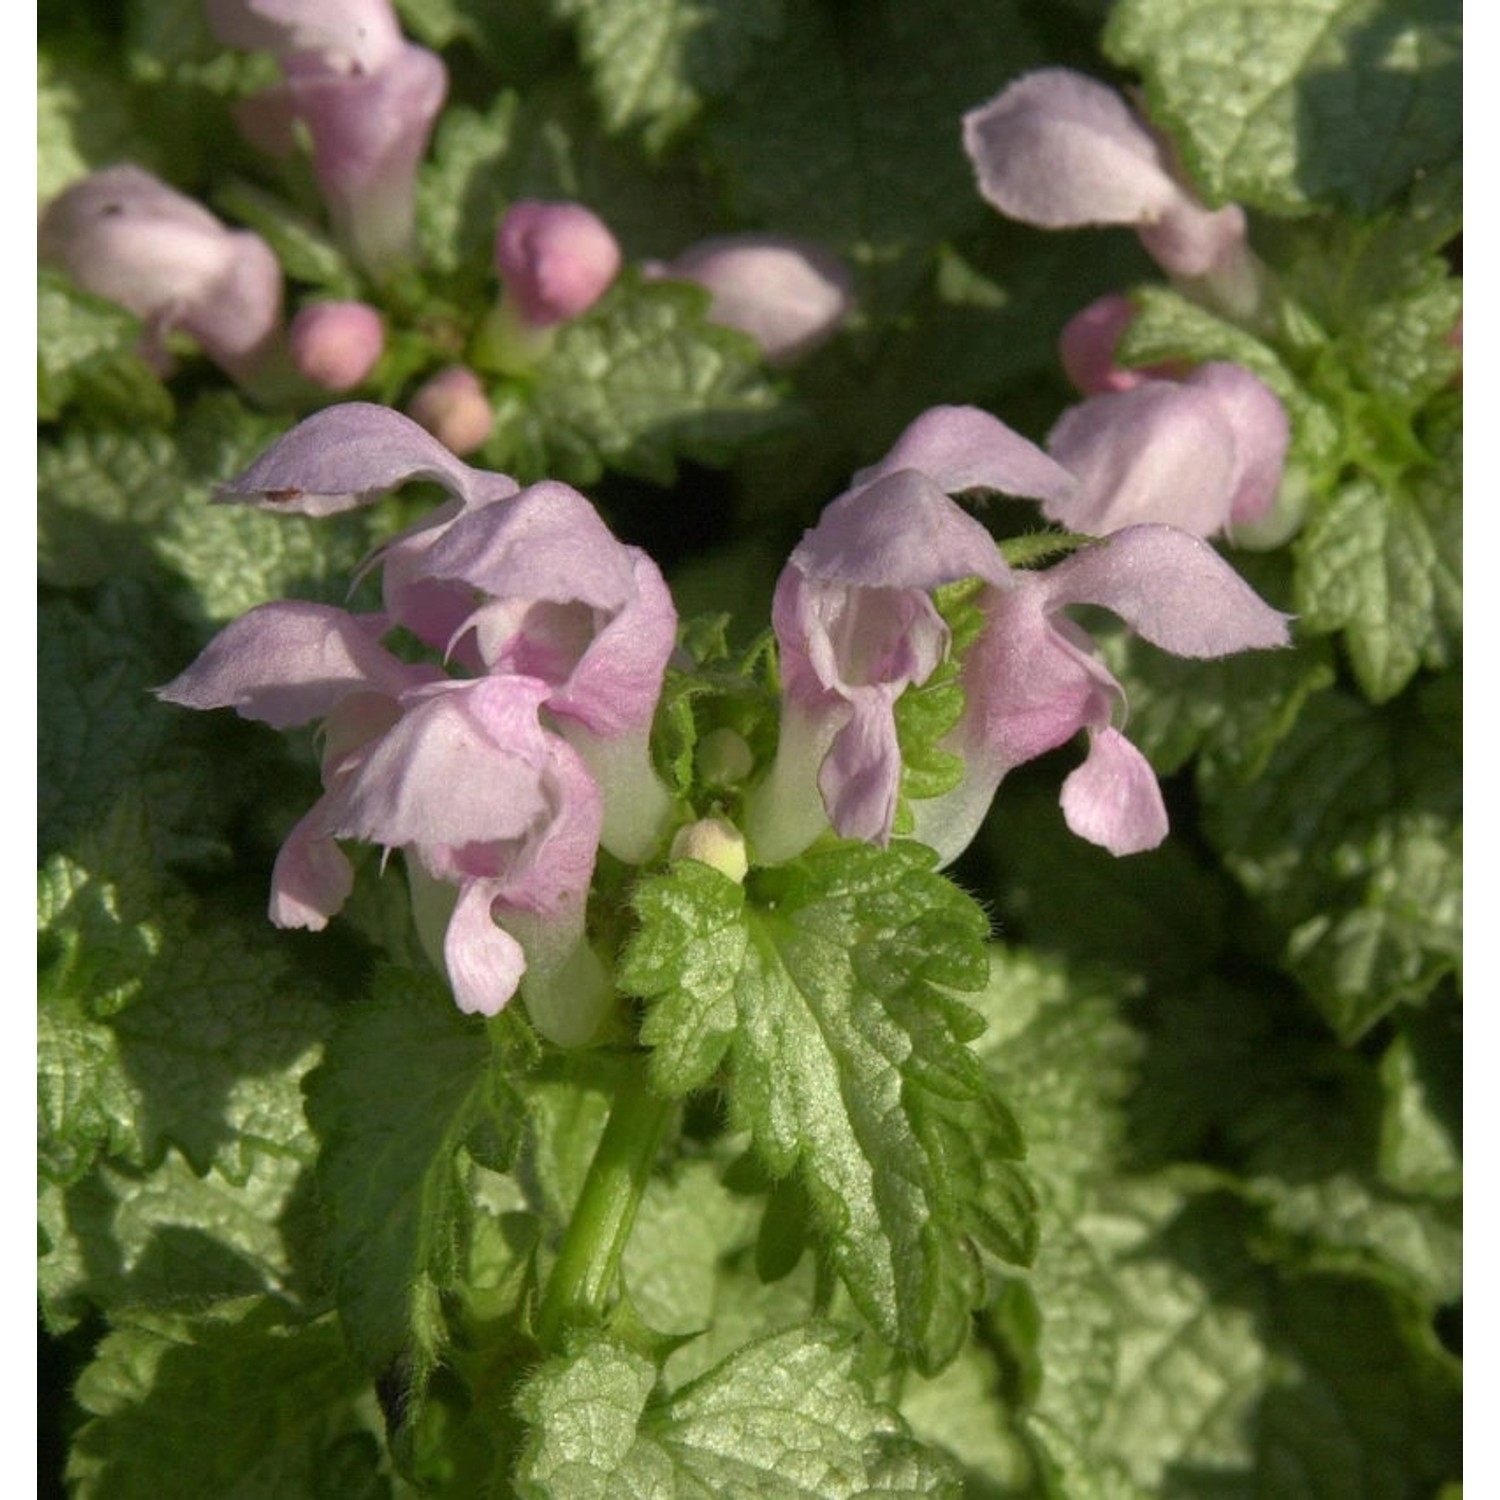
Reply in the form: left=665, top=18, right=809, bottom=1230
left=536, top=1065, right=673, bottom=1351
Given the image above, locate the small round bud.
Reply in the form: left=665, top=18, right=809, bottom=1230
left=669, top=817, right=749, bottom=883
left=406, top=366, right=494, bottom=456
left=695, top=727, right=755, bottom=789
left=288, top=300, right=385, bottom=390
left=494, top=200, right=622, bottom=328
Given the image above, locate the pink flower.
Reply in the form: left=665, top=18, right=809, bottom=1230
left=751, top=404, right=1291, bottom=867
left=963, top=70, right=1263, bottom=316
left=38, top=165, right=283, bottom=385
left=217, top=403, right=679, bottom=861
left=1044, top=362, right=1289, bottom=538
left=747, top=406, right=1074, bottom=862
left=916, top=527, right=1290, bottom=860
left=210, top=0, right=446, bottom=273
left=646, top=234, right=853, bottom=363
left=159, top=606, right=604, bottom=1034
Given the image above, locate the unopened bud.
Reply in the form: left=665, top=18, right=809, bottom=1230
left=696, top=727, right=755, bottom=789
left=647, top=234, right=852, bottom=364
left=1058, top=294, right=1187, bottom=395
left=670, top=817, right=750, bottom=883
left=495, top=200, right=622, bottom=328
left=288, top=300, right=385, bottom=390
left=406, top=366, right=494, bottom=456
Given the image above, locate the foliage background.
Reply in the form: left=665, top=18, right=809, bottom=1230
left=38, top=0, right=1460, bottom=1494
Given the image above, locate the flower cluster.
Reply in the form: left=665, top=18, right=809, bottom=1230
left=164, top=395, right=1288, bottom=1038
left=160, top=404, right=677, bottom=1043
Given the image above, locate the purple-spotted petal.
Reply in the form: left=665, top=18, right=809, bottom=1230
left=963, top=69, right=1181, bottom=230
left=155, top=601, right=430, bottom=727
left=217, top=401, right=518, bottom=516
left=850, top=404, right=1077, bottom=507
left=1045, top=380, right=1240, bottom=537
left=443, top=879, right=528, bottom=1016
left=1041, top=526, right=1292, bottom=657
left=1059, top=725, right=1168, bottom=854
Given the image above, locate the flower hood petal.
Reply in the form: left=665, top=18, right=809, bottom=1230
left=849, top=404, right=1076, bottom=507
left=217, top=402, right=519, bottom=516
left=1045, top=379, right=1241, bottom=537
left=963, top=69, right=1182, bottom=230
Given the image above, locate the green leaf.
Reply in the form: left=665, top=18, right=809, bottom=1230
left=40, top=882, right=333, bottom=1186
left=1294, top=426, right=1461, bottom=703
left=1115, top=284, right=1342, bottom=470
left=417, top=93, right=521, bottom=275
left=621, top=846, right=1035, bottom=1371
left=37, top=272, right=174, bottom=425
left=1105, top=0, right=1462, bottom=215
left=549, top=0, right=784, bottom=150
left=516, top=1324, right=960, bottom=1497
left=39, top=1148, right=313, bottom=1332
left=39, top=398, right=390, bottom=617
left=66, top=1302, right=388, bottom=1500
left=214, top=182, right=360, bottom=296
left=622, top=1160, right=763, bottom=1337
left=1000, top=1185, right=1460, bottom=1498
left=705, top=0, right=1046, bottom=314
left=1377, top=1003, right=1461, bottom=1199
left=304, top=968, right=532, bottom=1380
left=37, top=589, right=226, bottom=865
left=1200, top=681, right=1461, bottom=1040
left=38, top=43, right=138, bottom=200
left=489, top=276, right=787, bottom=486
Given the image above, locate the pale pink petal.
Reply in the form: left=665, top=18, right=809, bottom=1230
left=1184, top=363, right=1289, bottom=527
left=444, top=879, right=527, bottom=1016
left=1059, top=726, right=1168, bottom=854
left=288, top=300, right=385, bottom=391
left=155, top=602, right=429, bottom=727
left=820, top=691, right=904, bottom=845
left=1045, top=381, right=1240, bottom=537
left=217, top=402, right=518, bottom=516
left=268, top=805, right=354, bottom=929
left=790, top=470, right=1012, bottom=591
left=850, top=405, right=1076, bottom=507
left=963, top=69, right=1181, bottom=230
left=324, top=677, right=554, bottom=851
left=653, top=234, right=852, bottom=363
left=1041, top=526, right=1292, bottom=656
left=1138, top=201, right=1249, bottom=281
left=206, top=0, right=404, bottom=71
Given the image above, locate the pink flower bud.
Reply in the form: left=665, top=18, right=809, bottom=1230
left=647, top=234, right=853, bottom=364
left=494, top=201, right=622, bottom=328
left=38, top=165, right=283, bottom=385
left=406, top=367, right=494, bottom=456
left=288, top=300, right=385, bottom=390
left=1058, top=294, right=1187, bottom=395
